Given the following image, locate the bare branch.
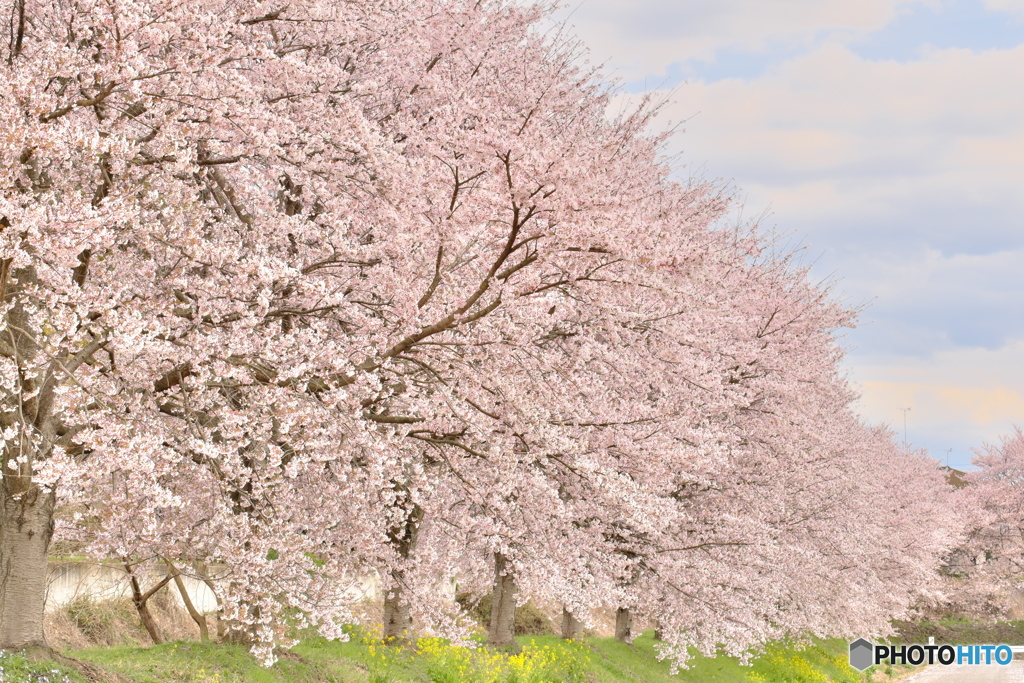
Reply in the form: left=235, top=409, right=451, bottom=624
left=417, top=245, right=444, bottom=309
left=154, top=362, right=194, bottom=393
left=408, top=432, right=488, bottom=459
left=197, top=155, right=243, bottom=166
left=362, top=412, right=425, bottom=424
left=39, top=82, right=117, bottom=123
left=9, top=0, right=25, bottom=64
left=242, top=9, right=284, bottom=25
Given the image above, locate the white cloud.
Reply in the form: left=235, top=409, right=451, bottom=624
left=645, top=43, right=1024, bottom=253
left=567, top=2, right=1024, bottom=460
left=850, top=340, right=1024, bottom=464
left=555, top=0, right=924, bottom=77
left=984, top=0, right=1024, bottom=19
left=840, top=248, right=1024, bottom=320
left=632, top=33, right=1024, bottom=460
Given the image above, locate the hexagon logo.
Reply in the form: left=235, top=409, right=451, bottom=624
left=849, top=638, right=874, bottom=671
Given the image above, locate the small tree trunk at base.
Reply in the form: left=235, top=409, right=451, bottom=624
left=124, top=562, right=171, bottom=645
left=560, top=606, right=584, bottom=640
left=196, top=564, right=226, bottom=640
left=0, top=484, right=54, bottom=650
left=488, top=553, right=519, bottom=651
left=168, top=560, right=209, bottom=642
left=131, top=586, right=163, bottom=645
left=615, top=607, right=633, bottom=643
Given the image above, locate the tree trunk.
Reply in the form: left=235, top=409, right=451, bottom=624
left=560, top=606, right=584, bottom=640
left=196, top=564, right=226, bottom=640
left=134, top=598, right=162, bottom=645
left=382, top=500, right=423, bottom=644
left=124, top=562, right=171, bottom=645
left=382, top=583, right=414, bottom=643
left=488, top=553, right=520, bottom=651
left=0, top=483, right=55, bottom=650
left=168, top=560, right=209, bottom=642
left=614, top=607, right=633, bottom=643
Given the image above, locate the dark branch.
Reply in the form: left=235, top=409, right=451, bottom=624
left=417, top=245, right=444, bottom=309
left=154, top=362, right=194, bottom=393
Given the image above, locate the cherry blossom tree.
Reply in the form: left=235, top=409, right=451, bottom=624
left=0, top=0, right=409, bottom=654
left=953, top=428, right=1024, bottom=610
left=0, top=0, right=966, bottom=669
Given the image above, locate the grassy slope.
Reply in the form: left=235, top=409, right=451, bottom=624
left=0, top=633, right=897, bottom=683
left=893, top=618, right=1024, bottom=646
left=582, top=635, right=867, bottom=682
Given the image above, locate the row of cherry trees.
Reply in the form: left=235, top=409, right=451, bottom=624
left=0, top=0, right=963, bottom=667
left=942, top=428, right=1024, bottom=616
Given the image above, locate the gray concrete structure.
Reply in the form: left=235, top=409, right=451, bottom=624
left=46, top=562, right=218, bottom=613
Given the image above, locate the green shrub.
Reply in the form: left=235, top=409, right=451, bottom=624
left=63, top=596, right=119, bottom=642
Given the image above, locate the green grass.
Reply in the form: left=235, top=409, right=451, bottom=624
left=0, top=649, right=81, bottom=683
left=63, top=639, right=375, bottom=682
left=582, top=634, right=867, bottom=682
left=0, top=632, right=887, bottom=682
left=893, top=617, right=1024, bottom=646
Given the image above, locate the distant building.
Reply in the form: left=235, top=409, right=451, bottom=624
left=940, top=466, right=968, bottom=489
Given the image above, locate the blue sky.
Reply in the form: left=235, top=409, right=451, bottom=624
left=556, top=0, right=1024, bottom=468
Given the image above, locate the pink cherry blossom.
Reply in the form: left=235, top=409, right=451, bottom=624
left=0, top=0, right=964, bottom=668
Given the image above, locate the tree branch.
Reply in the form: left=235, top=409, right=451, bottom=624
left=154, top=362, right=194, bottom=393
left=39, top=82, right=117, bottom=123
left=417, top=245, right=444, bottom=309
left=362, top=412, right=425, bottom=424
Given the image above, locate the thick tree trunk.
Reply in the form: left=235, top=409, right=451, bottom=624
left=614, top=607, right=633, bottom=643
left=560, top=606, right=584, bottom=640
left=382, top=583, right=414, bottom=643
left=487, top=553, right=520, bottom=651
left=382, top=500, right=423, bottom=644
left=0, top=483, right=55, bottom=650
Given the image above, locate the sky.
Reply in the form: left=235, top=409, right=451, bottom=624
left=553, top=0, right=1024, bottom=469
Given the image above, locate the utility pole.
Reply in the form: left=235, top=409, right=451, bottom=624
left=944, top=448, right=953, bottom=469
left=902, top=407, right=911, bottom=450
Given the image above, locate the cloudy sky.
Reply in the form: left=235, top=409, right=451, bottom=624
left=554, top=0, right=1024, bottom=468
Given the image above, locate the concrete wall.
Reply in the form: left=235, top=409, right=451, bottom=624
left=46, top=562, right=219, bottom=614
left=45, top=561, right=383, bottom=615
